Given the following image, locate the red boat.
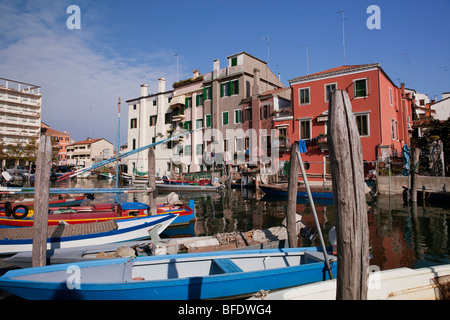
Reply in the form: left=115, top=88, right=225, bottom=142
left=0, top=200, right=195, bottom=228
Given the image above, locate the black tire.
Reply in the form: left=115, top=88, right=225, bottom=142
left=12, top=205, right=29, bottom=219
left=4, top=202, right=12, bottom=217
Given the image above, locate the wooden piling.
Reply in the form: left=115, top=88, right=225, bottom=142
left=411, top=147, right=420, bottom=203
left=328, top=90, right=369, bottom=300
left=286, top=141, right=300, bottom=248
left=32, top=135, right=52, bottom=267
left=148, top=147, right=157, bottom=215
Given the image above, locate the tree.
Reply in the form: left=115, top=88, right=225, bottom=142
left=417, top=117, right=450, bottom=176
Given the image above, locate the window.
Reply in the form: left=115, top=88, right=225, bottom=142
left=391, top=119, right=399, bottom=140
left=130, top=118, right=137, bottom=129
left=196, top=119, right=203, bottom=129
left=203, top=86, right=212, bottom=100
left=234, top=109, right=242, bottom=124
left=133, top=105, right=137, bottom=110
left=235, top=137, right=244, bottom=152
left=222, top=112, right=229, bottom=125
left=389, top=88, right=393, bottom=105
left=299, top=88, right=310, bottom=105
left=354, top=79, right=368, bottom=97
left=184, top=145, right=191, bottom=156
left=165, top=113, right=172, bottom=124
left=205, top=114, right=211, bottom=127
left=185, top=97, right=192, bottom=108
left=355, top=114, right=369, bottom=136
left=245, top=109, right=252, bottom=121
left=220, top=80, right=239, bottom=97
left=149, top=115, right=157, bottom=126
left=325, top=83, right=337, bottom=102
left=196, top=94, right=203, bottom=106
left=299, top=119, right=311, bottom=140
left=231, top=57, right=238, bottom=67
left=153, top=100, right=157, bottom=106
left=132, top=139, right=136, bottom=150
left=184, top=121, right=192, bottom=130
left=196, top=144, right=203, bottom=155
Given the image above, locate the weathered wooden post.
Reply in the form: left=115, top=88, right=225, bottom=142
left=286, top=141, right=300, bottom=248
left=148, top=146, right=157, bottom=215
left=410, top=147, right=420, bottom=203
left=328, top=90, right=369, bottom=300
left=32, top=135, right=52, bottom=267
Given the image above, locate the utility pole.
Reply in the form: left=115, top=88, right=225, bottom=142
left=337, top=10, right=346, bottom=65
left=174, top=53, right=179, bottom=81
left=299, top=44, right=309, bottom=74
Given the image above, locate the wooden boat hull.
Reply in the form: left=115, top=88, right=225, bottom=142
left=250, top=264, right=450, bottom=300
left=0, top=247, right=336, bottom=300
left=0, top=200, right=195, bottom=228
left=259, top=184, right=333, bottom=199
left=0, top=213, right=178, bottom=254
left=156, top=183, right=224, bottom=193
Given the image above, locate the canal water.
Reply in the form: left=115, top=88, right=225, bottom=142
left=52, top=177, right=450, bottom=272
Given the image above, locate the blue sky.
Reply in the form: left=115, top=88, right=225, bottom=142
left=1, top=0, right=449, bottom=145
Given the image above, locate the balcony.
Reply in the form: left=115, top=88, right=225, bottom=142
left=203, top=64, right=244, bottom=82
left=273, top=137, right=291, bottom=152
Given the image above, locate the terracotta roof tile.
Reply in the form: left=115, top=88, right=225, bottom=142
left=289, top=63, right=380, bottom=83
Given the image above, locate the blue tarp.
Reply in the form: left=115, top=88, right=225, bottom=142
left=299, top=140, right=307, bottom=153
left=402, top=144, right=410, bottom=176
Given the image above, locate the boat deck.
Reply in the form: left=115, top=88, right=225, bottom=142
left=0, top=220, right=118, bottom=240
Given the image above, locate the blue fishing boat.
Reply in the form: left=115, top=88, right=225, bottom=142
left=259, top=183, right=333, bottom=199
left=0, top=247, right=336, bottom=300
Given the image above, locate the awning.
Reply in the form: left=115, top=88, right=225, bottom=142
left=170, top=95, right=185, bottom=106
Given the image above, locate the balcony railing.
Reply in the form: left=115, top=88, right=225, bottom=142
left=203, top=64, right=244, bottom=81
left=273, top=137, right=291, bottom=151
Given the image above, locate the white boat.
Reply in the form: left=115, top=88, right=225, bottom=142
left=0, top=213, right=177, bottom=254
left=249, top=264, right=450, bottom=300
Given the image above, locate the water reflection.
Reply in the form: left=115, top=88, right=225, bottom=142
left=40, top=178, right=450, bottom=271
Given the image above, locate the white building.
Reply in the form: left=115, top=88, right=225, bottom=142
left=432, top=92, right=450, bottom=121
left=126, top=78, right=175, bottom=177
left=65, top=138, right=114, bottom=167
left=0, top=77, right=41, bottom=166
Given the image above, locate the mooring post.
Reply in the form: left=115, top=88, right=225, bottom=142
left=328, top=90, right=369, bottom=300
left=411, top=147, right=420, bottom=203
left=286, top=141, right=300, bottom=248
left=148, top=146, right=157, bottom=215
left=32, top=135, right=52, bottom=267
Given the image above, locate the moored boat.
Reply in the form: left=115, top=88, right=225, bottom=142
left=0, top=199, right=195, bottom=228
left=249, top=263, right=450, bottom=300
left=0, top=247, right=336, bottom=300
left=0, top=212, right=178, bottom=255
left=259, top=183, right=333, bottom=199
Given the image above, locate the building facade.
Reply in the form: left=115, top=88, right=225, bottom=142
left=126, top=78, right=174, bottom=177
left=0, top=77, right=41, bottom=167
left=66, top=138, right=114, bottom=167
left=287, top=64, right=413, bottom=179
left=41, top=122, right=71, bottom=164
left=126, top=52, right=285, bottom=177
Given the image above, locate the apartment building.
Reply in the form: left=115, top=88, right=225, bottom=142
left=126, top=52, right=285, bottom=176
left=287, top=63, right=413, bottom=179
left=66, top=138, right=114, bottom=167
left=126, top=78, right=174, bottom=177
left=0, top=77, right=41, bottom=166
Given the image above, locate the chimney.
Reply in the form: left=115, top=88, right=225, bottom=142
left=213, top=59, right=220, bottom=78
left=252, top=68, right=260, bottom=97
left=158, top=78, right=166, bottom=93
left=193, top=69, right=200, bottom=78
left=140, top=84, right=148, bottom=97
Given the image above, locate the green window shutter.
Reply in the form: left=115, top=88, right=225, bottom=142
left=228, top=81, right=232, bottom=96
left=223, top=112, right=228, bottom=125
left=206, top=115, right=211, bottom=127
left=203, top=87, right=207, bottom=100
left=234, top=80, right=239, bottom=95
left=220, top=83, right=225, bottom=97
left=231, top=57, right=237, bottom=67
left=196, top=95, right=200, bottom=106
